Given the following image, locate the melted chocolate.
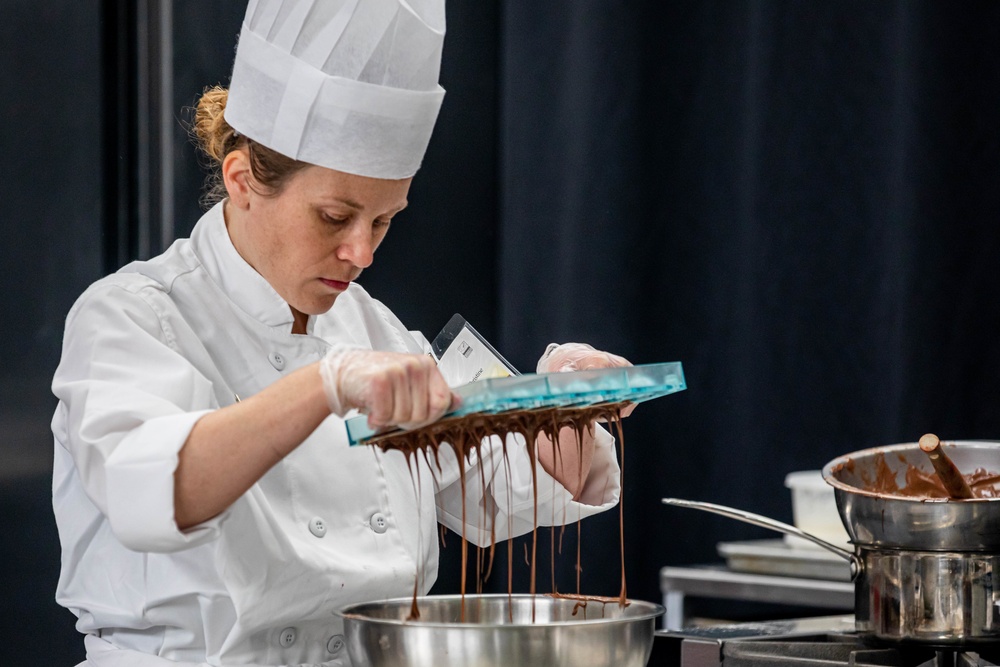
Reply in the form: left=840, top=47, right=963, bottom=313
left=842, top=452, right=1000, bottom=499
left=364, top=402, right=630, bottom=620
left=546, top=591, right=633, bottom=619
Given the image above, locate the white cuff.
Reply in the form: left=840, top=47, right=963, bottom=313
left=105, top=410, right=228, bottom=552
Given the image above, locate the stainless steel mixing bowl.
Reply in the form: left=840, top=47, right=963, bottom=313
left=335, top=594, right=664, bottom=667
left=823, top=441, right=1000, bottom=551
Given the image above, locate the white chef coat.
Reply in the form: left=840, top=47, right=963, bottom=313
left=51, top=201, right=622, bottom=667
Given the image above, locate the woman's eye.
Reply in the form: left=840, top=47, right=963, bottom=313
left=323, top=214, right=349, bottom=225
left=374, top=218, right=392, bottom=230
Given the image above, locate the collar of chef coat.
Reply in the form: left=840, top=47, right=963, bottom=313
left=191, top=201, right=315, bottom=335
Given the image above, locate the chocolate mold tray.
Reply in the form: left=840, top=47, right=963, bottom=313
left=346, top=361, right=685, bottom=445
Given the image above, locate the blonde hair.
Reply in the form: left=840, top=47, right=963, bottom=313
left=190, top=86, right=309, bottom=208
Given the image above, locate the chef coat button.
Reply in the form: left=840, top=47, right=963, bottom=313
left=308, top=516, right=327, bottom=538
left=278, top=627, right=297, bottom=648
left=369, top=512, right=388, bottom=534
left=268, top=352, right=286, bottom=370
left=327, top=634, right=346, bottom=655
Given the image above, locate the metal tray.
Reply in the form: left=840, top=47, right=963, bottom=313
left=346, top=361, right=685, bottom=445
left=717, top=539, right=852, bottom=582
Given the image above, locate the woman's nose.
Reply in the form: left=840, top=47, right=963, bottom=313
left=336, top=222, right=375, bottom=268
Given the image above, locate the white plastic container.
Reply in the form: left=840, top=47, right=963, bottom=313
left=784, top=470, right=852, bottom=549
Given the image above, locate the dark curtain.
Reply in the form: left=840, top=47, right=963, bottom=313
left=491, top=1, right=1000, bottom=607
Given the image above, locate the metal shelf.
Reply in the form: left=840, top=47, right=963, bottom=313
left=659, top=565, right=854, bottom=631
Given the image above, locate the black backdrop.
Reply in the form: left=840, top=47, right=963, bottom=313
left=484, top=0, right=1000, bottom=606
left=5, top=1, right=1000, bottom=664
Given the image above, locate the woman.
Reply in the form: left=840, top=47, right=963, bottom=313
left=52, top=2, right=629, bottom=665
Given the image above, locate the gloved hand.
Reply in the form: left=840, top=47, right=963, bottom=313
left=319, top=344, right=454, bottom=429
left=536, top=342, right=632, bottom=374
left=536, top=342, right=636, bottom=418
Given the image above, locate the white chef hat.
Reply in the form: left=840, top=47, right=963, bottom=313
left=225, top=0, right=446, bottom=179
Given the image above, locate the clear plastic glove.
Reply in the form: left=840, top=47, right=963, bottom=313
left=536, top=342, right=632, bottom=374
left=536, top=342, right=636, bottom=418
left=319, top=344, right=454, bottom=429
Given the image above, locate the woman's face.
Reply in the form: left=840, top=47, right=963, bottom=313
left=225, top=154, right=411, bottom=323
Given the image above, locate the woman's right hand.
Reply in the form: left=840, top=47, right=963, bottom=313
left=319, top=345, right=455, bottom=429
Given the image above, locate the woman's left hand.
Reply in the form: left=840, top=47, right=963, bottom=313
left=536, top=342, right=636, bottom=419
left=536, top=342, right=630, bottom=373
left=533, top=342, right=636, bottom=499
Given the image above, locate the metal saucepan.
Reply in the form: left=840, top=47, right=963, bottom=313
left=824, top=440, right=1000, bottom=647
left=661, top=497, right=1000, bottom=648
left=336, top=594, right=664, bottom=667
left=663, top=439, right=1000, bottom=648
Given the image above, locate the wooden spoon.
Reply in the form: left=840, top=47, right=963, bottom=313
left=918, top=433, right=974, bottom=499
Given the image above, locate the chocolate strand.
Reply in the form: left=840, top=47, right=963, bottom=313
left=612, top=413, right=627, bottom=606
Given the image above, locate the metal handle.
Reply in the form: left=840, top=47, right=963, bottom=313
left=662, top=498, right=862, bottom=579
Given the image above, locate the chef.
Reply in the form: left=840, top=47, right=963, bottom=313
left=51, top=1, right=630, bottom=665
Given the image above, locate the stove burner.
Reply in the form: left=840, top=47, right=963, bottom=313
left=719, top=639, right=995, bottom=667
left=650, top=617, right=1000, bottom=667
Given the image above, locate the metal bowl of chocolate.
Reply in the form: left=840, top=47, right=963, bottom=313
left=336, top=594, right=664, bottom=667
left=823, top=440, right=1000, bottom=551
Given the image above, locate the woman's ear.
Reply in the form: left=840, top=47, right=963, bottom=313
left=222, top=149, right=253, bottom=210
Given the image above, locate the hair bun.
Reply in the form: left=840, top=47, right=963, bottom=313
left=193, top=86, right=238, bottom=165
left=188, top=85, right=307, bottom=208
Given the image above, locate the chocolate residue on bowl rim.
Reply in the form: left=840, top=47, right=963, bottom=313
left=830, top=450, right=1000, bottom=500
